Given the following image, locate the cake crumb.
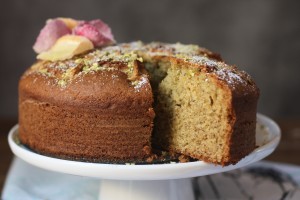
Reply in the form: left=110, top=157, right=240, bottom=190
left=143, top=145, right=152, bottom=155
left=178, top=155, right=190, bottom=163
left=146, top=154, right=158, bottom=163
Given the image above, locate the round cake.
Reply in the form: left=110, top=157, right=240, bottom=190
left=18, top=18, right=259, bottom=165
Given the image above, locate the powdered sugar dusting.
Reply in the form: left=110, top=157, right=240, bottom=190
left=28, top=42, right=254, bottom=91
left=190, top=55, right=219, bottom=67
left=215, top=68, right=246, bottom=87
left=134, top=76, right=148, bottom=91
left=188, top=54, right=247, bottom=87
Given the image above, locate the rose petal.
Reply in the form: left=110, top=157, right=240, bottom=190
left=58, top=17, right=79, bottom=30
left=89, top=19, right=115, bottom=42
left=73, top=19, right=115, bottom=47
left=33, top=19, right=71, bottom=53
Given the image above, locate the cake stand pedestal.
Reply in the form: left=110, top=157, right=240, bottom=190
left=98, top=179, right=195, bottom=200
left=8, top=114, right=280, bottom=200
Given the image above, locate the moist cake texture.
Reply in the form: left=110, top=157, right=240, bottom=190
left=19, top=42, right=259, bottom=165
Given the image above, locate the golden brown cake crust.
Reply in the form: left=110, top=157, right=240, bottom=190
left=19, top=47, right=155, bottom=163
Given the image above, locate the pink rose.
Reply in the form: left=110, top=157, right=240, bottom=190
left=73, top=19, right=115, bottom=47
left=33, top=19, right=71, bottom=53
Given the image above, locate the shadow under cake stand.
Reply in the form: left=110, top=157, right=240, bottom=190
left=8, top=113, right=280, bottom=200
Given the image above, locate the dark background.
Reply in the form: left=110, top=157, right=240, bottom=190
left=0, top=0, right=299, bottom=119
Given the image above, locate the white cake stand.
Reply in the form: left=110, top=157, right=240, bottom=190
left=8, top=113, right=280, bottom=200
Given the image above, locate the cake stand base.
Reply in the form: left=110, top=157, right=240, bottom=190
left=98, top=179, right=194, bottom=200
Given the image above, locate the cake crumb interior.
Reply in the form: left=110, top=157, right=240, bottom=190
left=149, top=60, right=232, bottom=163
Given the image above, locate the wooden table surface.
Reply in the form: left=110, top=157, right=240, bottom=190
left=1, top=118, right=300, bottom=192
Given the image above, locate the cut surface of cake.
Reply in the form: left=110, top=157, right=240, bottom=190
left=135, top=42, right=259, bottom=165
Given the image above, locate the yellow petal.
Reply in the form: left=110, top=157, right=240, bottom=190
left=37, top=35, right=94, bottom=61
left=58, top=17, right=78, bottom=30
